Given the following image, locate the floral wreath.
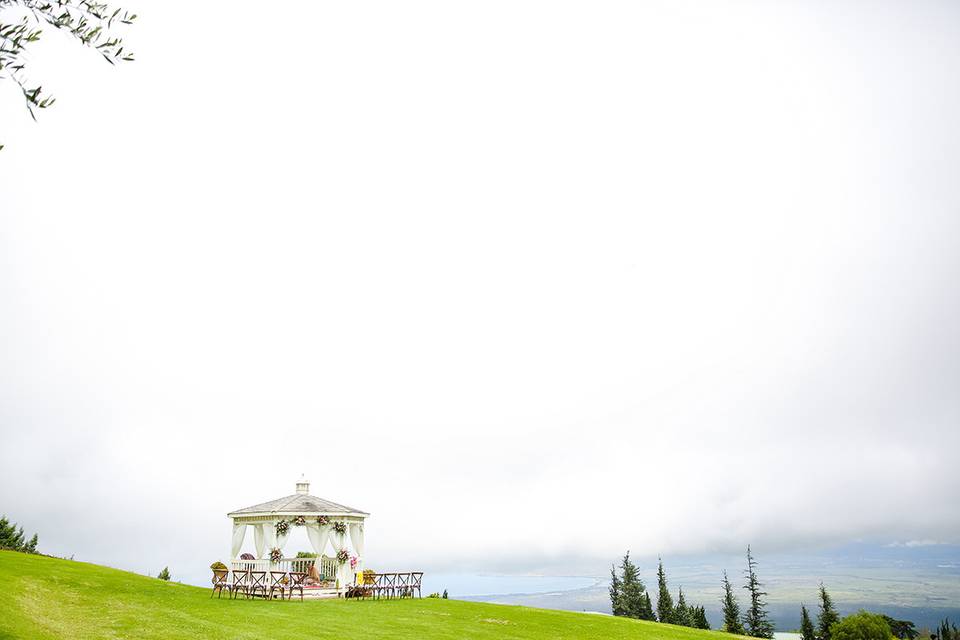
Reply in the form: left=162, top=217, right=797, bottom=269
left=275, top=520, right=290, bottom=536
left=333, top=521, right=347, bottom=535
left=316, top=515, right=329, bottom=526
left=293, top=515, right=306, bottom=526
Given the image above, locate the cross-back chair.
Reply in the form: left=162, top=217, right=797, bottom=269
left=248, top=571, right=268, bottom=599
left=269, top=571, right=287, bottom=600
left=231, top=568, right=250, bottom=599
left=287, top=571, right=307, bottom=601
left=211, top=569, right=231, bottom=598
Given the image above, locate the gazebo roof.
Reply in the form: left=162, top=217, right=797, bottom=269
left=228, top=480, right=369, bottom=518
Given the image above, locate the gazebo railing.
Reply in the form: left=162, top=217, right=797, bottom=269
left=230, top=556, right=339, bottom=581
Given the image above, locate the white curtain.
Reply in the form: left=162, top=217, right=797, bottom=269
left=306, top=523, right=331, bottom=572
left=275, top=522, right=290, bottom=554
left=348, top=522, right=364, bottom=575
left=264, top=522, right=278, bottom=553
left=231, top=523, right=247, bottom=559
left=331, top=527, right=349, bottom=586
left=254, top=523, right=267, bottom=558
left=255, top=522, right=275, bottom=558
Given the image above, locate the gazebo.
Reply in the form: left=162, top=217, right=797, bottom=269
left=227, top=478, right=369, bottom=592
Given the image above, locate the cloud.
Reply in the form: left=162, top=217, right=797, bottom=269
left=1, top=0, right=959, bottom=585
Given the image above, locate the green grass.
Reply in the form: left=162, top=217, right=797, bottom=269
left=0, top=550, right=747, bottom=640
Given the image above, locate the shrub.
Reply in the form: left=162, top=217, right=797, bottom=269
left=157, top=567, right=171, bottom=581
left=427, top=592, right=441, bottom=598
left=295, top=551, right=318, bottom=558
left=209, top=561, right=228, bottom=571
left=832, top=611, right=895, bottom=640
left=443, top=589, right=448, bottom=599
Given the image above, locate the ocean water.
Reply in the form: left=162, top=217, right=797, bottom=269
left=421, top=573, right=599, bottom=598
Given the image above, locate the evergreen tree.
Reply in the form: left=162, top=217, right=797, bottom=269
left=722, top=570, right=746, bottom=635
left=937, top=618, right=958, bottom=640
left=674, top=587, right=691, bottom=626
left=157, top=567, right=171, bottom=581
left=692, top=606, right=711, bottom=630
left=657, top=558, right=675, bottom=623
left=442, top=589, right=448, bottom=599
left=801, top=604, right=817, bottom=640
left=817, top=583, right=840, bottom=640
left=880, top=616, right=917, bottom=640
left=620, top=552, right=653, bottom=620
left=610, top=562, right=624, bottom=616
left=0, top=515, right=37, bottom=553
left=641, top=592, right=655, bottom=621
left=741, top=546, right=774, bottom=638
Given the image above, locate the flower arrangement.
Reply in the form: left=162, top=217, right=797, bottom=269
left=336, top=549, right=349, bottom=564
left=350, top=555, right=358, bottom=570
left=316, top=515, right=329, bottom=526
left=293, top=515, right=306, bottom=526
left=333, top=521, right=347, bottom=535
left=269, top=547, right=283, bottom=563
left=275, top=520, right=290, bottom=536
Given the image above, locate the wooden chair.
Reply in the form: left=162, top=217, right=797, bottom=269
left=410, top=572, right=424, bottom=598
left=287, top=571, right=307, bottom=601
left=231, top=568, right=250, bottom=599
left=268, top=571, right=287, bottom=600
left=362, top=572, right=380, bottom=600
left=396, top=572, right=412, bottom=598
left=211, top=569, right=231, bottom=598
left=381, top=572, right=397, bottom=599
left=248, top=571, right=268, bottom=599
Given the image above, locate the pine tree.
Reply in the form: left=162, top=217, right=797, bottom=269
left=937, top=619, right=958, bottom=640
left=641, top=592, right=656, bottom=621
left=157, top=567, right=171, bottom=581
left=722, top=570, right=746, bottom=635
left=620, top=552, right=653, bottom=620
left=742, top=546, right=774, bottom=638
left=674, top=587, right=691, bottom=626
left=0, top=515, right=36, bottom=553
left=801, top=604, right=816, bottom=640
left=657, top=558, right=675, bottom=623
left=817, top=583, right=840, bottom=640
left=692, top=606, right=711, bottom=630
left=610, top=562, right=624, bottom=616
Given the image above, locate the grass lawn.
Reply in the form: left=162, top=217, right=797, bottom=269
left=0, top=550, right=747, bottom=639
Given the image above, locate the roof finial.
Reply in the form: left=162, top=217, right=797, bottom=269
left=296, top=475, right=310, bottom=495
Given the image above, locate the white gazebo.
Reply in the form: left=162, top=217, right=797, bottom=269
left=227, top=478, right=369, bottom=592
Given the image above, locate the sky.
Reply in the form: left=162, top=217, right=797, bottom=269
left=1, top=0, right=959, bottom=585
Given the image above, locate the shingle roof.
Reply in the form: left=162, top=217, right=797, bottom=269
left=228, top=493, right=368, bottom=517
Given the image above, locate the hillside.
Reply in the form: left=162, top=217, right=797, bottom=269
left=0, top=550, right=747, bottom=639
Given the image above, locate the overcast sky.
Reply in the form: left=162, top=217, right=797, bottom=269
left=1, top=0, right=959, bottom=582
